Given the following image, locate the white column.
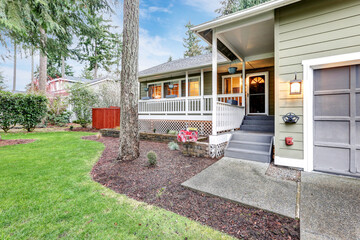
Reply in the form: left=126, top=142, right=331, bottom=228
left=200, top=69, right=204, bottom=115
left=185, top=71, right=189, bottom=115
left=212, top=29, right=218, bottom=136
left=242, top=61, right=246, bottom=107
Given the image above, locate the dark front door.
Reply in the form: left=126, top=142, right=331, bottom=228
left=248, top=75, right=266, bottom=114
left=313, top=65, right=360, bottom=176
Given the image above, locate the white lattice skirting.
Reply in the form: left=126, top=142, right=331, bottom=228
left=139, top=119, right=212, bottom=136
left=208, top=142, right=228, bottom=158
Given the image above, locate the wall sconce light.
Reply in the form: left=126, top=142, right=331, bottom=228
left=290, top=72, right=302, bottom=95
left=228, top=67, right=237, bottom=74
left=169, top=84, right=174, bottom=89
left=144, top=87, right=149, bottom=92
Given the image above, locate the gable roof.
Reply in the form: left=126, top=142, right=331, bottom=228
left=139, top=53, right=229, bottom=78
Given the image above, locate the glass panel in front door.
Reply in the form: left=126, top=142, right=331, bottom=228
left=249, top=75, right=265, bottom=114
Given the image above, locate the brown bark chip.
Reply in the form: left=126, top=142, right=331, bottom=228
left=86, top=136, right=300, bottom=240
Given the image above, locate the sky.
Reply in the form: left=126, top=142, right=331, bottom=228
left=0, top=0, right=222, bottom=91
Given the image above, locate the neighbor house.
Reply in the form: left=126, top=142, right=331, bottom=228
left=138, top=0, right=360, bottom=177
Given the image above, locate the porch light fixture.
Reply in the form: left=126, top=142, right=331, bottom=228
left=290, top=73, right=302, bottom=95
left=144, top=87, right=149, bottom=92
left=169, top=84, right=174, bottom=89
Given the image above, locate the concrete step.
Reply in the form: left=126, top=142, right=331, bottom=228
left=231, top=132, right=273, bottom=143
left=242, top=119, right=274, bottom=125
left=244, top=115, right=274, bottom=120
left=224, top=148, right=271, bottom=163
left=240, top=125, right=274, bottom=133
left=227, top=140, right=271, bottom=152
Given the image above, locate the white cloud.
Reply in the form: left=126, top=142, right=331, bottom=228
left=183, top=0, right=221, bottom=14
left=139, top=28, right=175, bottom=70
left=140, top=4, right=173, bottom=19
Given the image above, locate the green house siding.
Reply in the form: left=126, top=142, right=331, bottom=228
left=275, top=0, right=360, bottom=160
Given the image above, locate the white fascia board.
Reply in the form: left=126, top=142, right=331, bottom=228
left=191, top=0, right=301, bottom=32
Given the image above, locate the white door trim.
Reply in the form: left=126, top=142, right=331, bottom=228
left=246, top=71, right=269, bottom=115
left=302, top=52, right=360, bottom=172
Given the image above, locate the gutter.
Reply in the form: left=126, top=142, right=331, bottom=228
left=191, top=0, right=301, bottom=32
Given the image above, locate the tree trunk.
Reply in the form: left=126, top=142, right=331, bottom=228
left=94, top=43, right=98, bottom=79
left=61, top=56, right=65, bottom=77
left=31, top=47, right=34, bottom=91
left=39, top=27, right=47, bottom=93
left=12, top=42, right=16, bottom=92
left=118, top=0, right=140, bottom=161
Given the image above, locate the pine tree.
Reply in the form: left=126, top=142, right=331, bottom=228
left=118, top=0, right=140, bottom=161
left=0, top=70, right=6, bottom=91
left=76, top=14, right=122, bottom=79
left=215, top=0, right=270, bottom=16
left=183, top=21, right=204, bottom=58
left=80, top=65, right=94, bottom=80
left=167, top=56, right=173, bottom=62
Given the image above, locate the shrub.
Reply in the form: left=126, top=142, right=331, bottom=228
left=147, top=151, right=157, bottom=166
left=0, top=91, right=21, bottom=132
left=46, top=96, right=71, bottom=127
left=17, top=93, right=48, bottom=132
left=168, top=141, right=179, bottom=151
left=68, top=83, right=98, bottom=128
left=69, top=125, right=74, bottom=131
left=168, top=130, right=178, bottom=135
left=0, top=91, right=47, bottom=132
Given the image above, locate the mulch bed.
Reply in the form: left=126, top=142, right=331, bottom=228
left=87, top=136, right=300, bottom=240
left=0, top=139, right=35, bottom=147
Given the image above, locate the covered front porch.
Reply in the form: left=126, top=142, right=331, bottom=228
left=138, top=11, right=275, bottom=137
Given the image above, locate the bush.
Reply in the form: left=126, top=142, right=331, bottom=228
left=0, top=91, right=21, bottom=132
left=168, top=130, right=178, bottom=135
left=46, top=96, right=71, bottom=127
left=168, top=141, right=179, bottom=151
left=17, top=93, right=48, bottom=132
left=147, top=151, right=157, bottom=166
left=69, top=83, right=98, bottom=128
left=0, top=91, right=47, bottom=132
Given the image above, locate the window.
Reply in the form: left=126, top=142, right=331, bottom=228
left=181, top=78, right=200, bottom=97
left=222, top=75, right=243, bottom=94
left=164, top=82, right=179, bottom=97
left=148, top=84, right=162, bottom=99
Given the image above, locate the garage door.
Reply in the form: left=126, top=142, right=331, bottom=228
left=313, top=65, right=360, bottom=176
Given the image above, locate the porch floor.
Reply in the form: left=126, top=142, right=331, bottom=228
left=182, top=157, right=299, bottom=218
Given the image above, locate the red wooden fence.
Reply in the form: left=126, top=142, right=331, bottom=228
left=92, top=107, right=120, bottom=129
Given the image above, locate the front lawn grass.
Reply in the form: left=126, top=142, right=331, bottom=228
left=0, top=132, right=232, bottom=239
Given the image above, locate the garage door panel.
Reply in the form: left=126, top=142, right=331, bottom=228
left=356, top=93, right=360, bottom=116
left=357, top=122, right=360, bottom=146
left=314, top=146, right=350, bottom=173
left=315, top=121, right=349, bottom=144
left=356, top=65, right=360, bottom=88
left=314, top=66, right=350, bottom=91
left=314, top=94, right=350, bottom=116
left=357, top=150, right=360, bottom=173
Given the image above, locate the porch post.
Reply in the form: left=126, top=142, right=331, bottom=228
left=242, top=61, right=246, bottom=107
left=212, top=29, right=218, bottom=136
left=200, top=69, right=204, bottom=115
left=185, top=71, right=189, bottom=115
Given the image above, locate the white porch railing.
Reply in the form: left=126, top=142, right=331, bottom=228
left=216, top=101, right=245, bottom=132
left=139, top=94, right=244, bottom=114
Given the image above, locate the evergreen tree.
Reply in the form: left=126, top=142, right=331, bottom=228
left=76, top=14, right=122, bottom=79
left=80, top=65, right=94, bottom=80
left=167, top=56, right=173, bottom=62
left=215, top=0, right=270, bottom=16
left=0, top=70, right=6, bottom=91
left=183, top=21, right=204, bottom=58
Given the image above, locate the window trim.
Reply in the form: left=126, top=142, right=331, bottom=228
left=146, top=76, right=201, bottom=99
left=221, top=74, right=243, bottom=94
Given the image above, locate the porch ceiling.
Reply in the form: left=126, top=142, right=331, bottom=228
left=219, top=19, right=274, bottom=60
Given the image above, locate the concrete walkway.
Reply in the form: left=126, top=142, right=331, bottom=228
left=182, top=157, right=298, bottom=218
left=301, top=172, right=360, bottom=240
